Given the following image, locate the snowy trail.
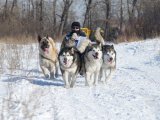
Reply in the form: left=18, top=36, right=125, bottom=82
left=0, top=38, right=160, bottom=120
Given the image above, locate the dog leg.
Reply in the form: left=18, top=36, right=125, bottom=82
left=100, top=68, right=106, bottom=84
left=55, top=61, right=59, bottom=78
left=50, top=71, right=55, bottom=79
left=102, top=69, right=107, bottom=84
left=80, top=58, right=85, bottom=76
left=99, top=68, right=103, bottom=82
left=85, top=72, right=92, bottom=86
left=63, top=72, right=70, bottom=88
left=41, top=66, right=50, bottom=79
left=68, top=73, right=72, bottom=84
left=70, top=74, right=76, bottom=88
left=105, top=68, right=115, bottom=83
left=93, top=71, right=99, bottom=85
left=50, top=65, right=56, bottom=79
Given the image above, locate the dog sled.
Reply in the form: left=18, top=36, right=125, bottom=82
left=81, top=28, right=91, bottom=38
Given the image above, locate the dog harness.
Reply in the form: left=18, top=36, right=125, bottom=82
left=40, top=54, right=57, bottom=64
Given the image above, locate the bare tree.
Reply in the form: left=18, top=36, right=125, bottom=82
left=29, top=0, right=35, bottom=19
left=2, top=0, right=8, bottom=21
left=83, top=0, right=93, bottom=27
left=11, top=0, right=18, bottom=14
left=120, top=0, right=123, bottom=31
left=39, top=0, right=43, bottom=32
left=53, top=0, right=57, bottom=32
left=128, top=0, right=137, bottom=24
left=102, top=0, right=111, bottom=40
left=58, top=0, right=73, bottom=36
left=35, top=0, right=44, bottom=34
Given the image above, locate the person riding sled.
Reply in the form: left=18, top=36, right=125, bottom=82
left=60, top=21, right=91, bottom=75
left=60, top=21, right=90, bottom=53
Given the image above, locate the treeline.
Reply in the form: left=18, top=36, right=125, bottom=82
left=0, top=0, right=160, bottom=41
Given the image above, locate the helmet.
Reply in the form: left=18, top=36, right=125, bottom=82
left=71, top=22, right=81, bottom=28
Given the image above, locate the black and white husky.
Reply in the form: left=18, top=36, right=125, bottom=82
left=84, top=43, right=103, bottom=86
left=99, top=45, right=116, bottom=83
left=58, top=47, right=80, bottom=88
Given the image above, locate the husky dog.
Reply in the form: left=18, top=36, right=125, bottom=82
left=61, top=33, right=90, bottom=54
left=84, top=43, right=102, bottom=86
left=94, top=27, right=105, bottom=45
left=100, top=45, right=116, bottom=83
left=58, top=47, right=80, bottom=88
left=38, top=35, right=58, bottom=79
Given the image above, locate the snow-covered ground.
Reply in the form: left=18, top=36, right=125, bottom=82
left=0, top=38, right=160, bottom=120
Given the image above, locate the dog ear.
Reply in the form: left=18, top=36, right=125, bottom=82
left=100, top=28, right=104, bottom=33
left=111, top=45, right=114, bottom=49
left=70, top=47, right=74, bottom=54
left=97, top=42, right=102, bottom=48
left=46, top=34, right=49, bottom=39
left=102, top=45, right=105, bottom=51
left=38, top=35, right=41, bottom=43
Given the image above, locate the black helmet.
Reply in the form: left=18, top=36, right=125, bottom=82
left=71, top=22, right=81, bottom=28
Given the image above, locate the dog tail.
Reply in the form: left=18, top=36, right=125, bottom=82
left=94, top=27, right=105, bottom=45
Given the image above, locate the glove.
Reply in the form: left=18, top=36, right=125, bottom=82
left=71, top=33, right=78, bottom=40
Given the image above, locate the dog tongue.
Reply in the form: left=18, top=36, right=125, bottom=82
left=44, top=48, right=49, bottom=54
left=108, top=59, right=112, bottom=63
left=94, top=55, right=98, bottom=59
left=64, top=60, right=67, bottom=65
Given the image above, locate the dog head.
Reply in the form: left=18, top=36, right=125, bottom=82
left=59, top=47, right=76, bottom=67
left=86, top=43, right=102, bottom=60
left=96, top=27, right=104, bottom=34
left=102, top=45, right=116, bottom=64
left=38, top=35, right=51, bottom=54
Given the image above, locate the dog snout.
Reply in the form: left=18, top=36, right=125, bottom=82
left=95, top=52, right=99, bottom=56
left=110, top=57, right=113, bottom=61
left=64, top=57, right=67, bottom=61
left=42, top=41, right=49, bottom=48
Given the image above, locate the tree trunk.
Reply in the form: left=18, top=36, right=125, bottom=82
left=30, top=0, right=35, bottom=19
left=104, top=0, right=111, bottom=40
left=11, top=0, right=18, bottom=14
left=83, top=0, right=92, bottom=27
left=53, top=0, right=57, bottom=31
left=3, top=0, right=8, bottom=20
left=39, top=0, right=43, bottom=33
left=127, top=0, right=137, bottom=36
left=120, top=0, right=123, bottom=32
left=58, top=0, right=73, bottom=36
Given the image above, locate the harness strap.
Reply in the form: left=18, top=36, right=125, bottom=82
left=40, top=54, right=57, bottom=64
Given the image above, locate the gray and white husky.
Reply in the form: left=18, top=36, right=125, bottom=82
left=58, top=47, right=80, bottom=88
left=99, top=45, right=116, bottom=83
left=84, top=43, right=102, bottom=86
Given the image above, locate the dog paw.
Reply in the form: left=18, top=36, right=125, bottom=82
left=85, top=83, right=92, bottom=87
left=50, top=76, right=55, bottom=80
left=93, top=83, right=98, bottom=86
left=55, top=73, right=58, bottom=78
left=85, top=83, right=89, bottom=86
left=70, top=84, right=75, bottom=88
left=101, top=81, right=106, bottom=84
left=64, top=85, right=70, bottom=89
left=45, top=74, right=50, bottom=79
left=79, top=71, right=84, bottom=76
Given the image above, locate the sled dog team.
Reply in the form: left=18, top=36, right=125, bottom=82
left=38, top=22, right=116, bottom=88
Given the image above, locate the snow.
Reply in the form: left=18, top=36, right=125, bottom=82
left=0, top=38, right=160, bottom=120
